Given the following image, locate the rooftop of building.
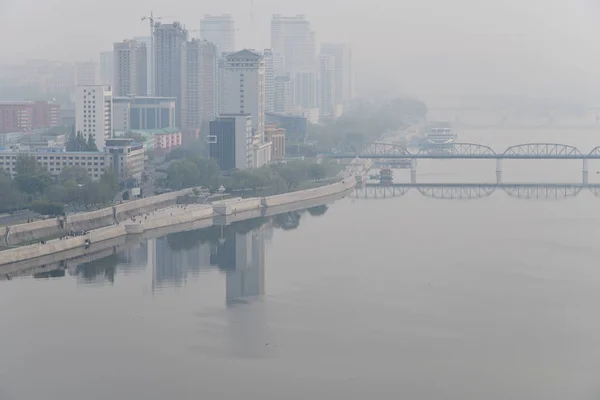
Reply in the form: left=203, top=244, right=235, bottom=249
left=113, top=95, right=177, bottom=102
left=129, top=128, right=181, bottom=135
left=226, top=49, right=262, bottom=60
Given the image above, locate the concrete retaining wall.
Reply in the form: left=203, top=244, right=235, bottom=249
left=261, top=179, right=356, bottom=208
left=1, top=225, right=126, bottom=266
left=114, top=188, right=196, bottom=221
left=213, top=197, right=262, bottom=215
left=65, top=207, right=115, bottom=232
left=1, top=236, right=86, bottom=265
left=140, top=206, right=214, bottom=230
left=6, top=218, right=62, bottom=246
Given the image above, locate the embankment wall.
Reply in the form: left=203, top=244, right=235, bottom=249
left=6, top=218, right=63, bottom=246
left=1, top=176, right=358, bottom=266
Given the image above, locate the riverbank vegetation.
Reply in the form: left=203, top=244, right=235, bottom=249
left=0, top=155, right=120, bottom=215
left=163, top=155, right=342, bottom=196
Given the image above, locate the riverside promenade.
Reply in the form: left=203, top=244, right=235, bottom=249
left=0, top=162, right=371, bottom=268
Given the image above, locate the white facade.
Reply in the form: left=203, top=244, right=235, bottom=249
left=263, top=49, right=276, bottom=113
left=75, top=85, right=113, bottom=151
left=253, top=141, right=272, bottom=168
left=0, top=150, right=111, bottom=180
left=320, top=43, right=354, bottom=104
left=200, top=14, right=235, bottom=55
left=221, top=50, right=265, bottom=142
left=113, top=39, right=147, bottom=97
left=75, top=61, right=98, bottom=86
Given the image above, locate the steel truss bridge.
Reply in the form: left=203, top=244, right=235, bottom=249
left=351, top=183, right=600, bottom=201
left=330, top=142, right=600, bottom=159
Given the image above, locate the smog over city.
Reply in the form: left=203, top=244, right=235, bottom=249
left=2, top=1, right=600, bottom=399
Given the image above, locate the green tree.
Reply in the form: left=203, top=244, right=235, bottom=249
left=191, top=157, right=220, bottom=189
left=13, top=154, right=52, bottom=197
left=273, top=161, right=309, bottom=190
left=86, top=136, right=99, bottom=151
left=307, top=163, right=327, bottom=181
left=167, top=159, right=201, bottom=190
left=29, top=200, right=65, bottom=216
left=0, top=171, right=25, bottom=212
left=59, top=166, right=91, bottom=185
left=99, top=170, right=119, bottom=194
left=66, top=131, right=88, bottom=151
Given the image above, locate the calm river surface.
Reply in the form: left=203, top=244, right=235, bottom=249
left=3, top=126, right=600, bottom=399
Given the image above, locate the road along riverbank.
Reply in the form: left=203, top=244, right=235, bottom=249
left=0, top=177, right=359, bottom=268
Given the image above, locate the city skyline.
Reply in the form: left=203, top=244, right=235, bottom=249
left=3, top=0, right=600, bottom=102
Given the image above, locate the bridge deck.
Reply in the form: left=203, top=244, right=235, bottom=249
left=365, top=183, right=600, bottom=188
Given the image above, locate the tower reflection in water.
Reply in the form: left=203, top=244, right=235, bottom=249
left=25, top=206, right=329, bottom=306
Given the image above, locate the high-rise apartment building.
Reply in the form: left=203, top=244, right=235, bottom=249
left=154, top=22, right=188, bottom=127
left=208, top=114, right=252, bottom=171
left=99, top=51, right=114, bottom=86
left=183, top=39, right=219, bottom=133
left=75, top=61, right=98, bottom=86
left=270, top=15, right=315, bottom=74
left=221, top=50, right=265, bottom=141
left=200, top=14, right=235, bottom=54
left=75, top=85, right=113, bottom=151
left=113, top=39, right=148, bottom=97
left=263, top=49, right=276, bottom=113
left=318, top=54, right=336, bottom=116
left=293, top=71, right=317, bottom=109
left=133, top=36, right=153, bottom=95
left=320, top=43, right=354, bottom=104
left=273, top=76, right=292, bottom=113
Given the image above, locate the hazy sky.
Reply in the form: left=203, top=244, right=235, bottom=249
left=1, top=0, right=600, bottom=102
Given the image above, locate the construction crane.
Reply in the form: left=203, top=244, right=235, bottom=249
left=141, top=12, right=173, bottom=95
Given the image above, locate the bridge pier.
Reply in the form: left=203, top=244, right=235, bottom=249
left=583, top=159, right=589, bottom=185
left=410, top=159, right=417, bottom=184
left=495, top=159, right=503, bottom=184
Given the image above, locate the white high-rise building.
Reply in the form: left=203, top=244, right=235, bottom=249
left=263, top=49, right=275, bottom=113
left=183, top=39, right=219, bottom=133
left=318, top=54, right=335, bottom=116
left=75, top=61, right=98, bottom=86
left=75, top=85, right=113, bottom=151
left=221, top=50, right=265, bottom=141
left=270, top=15, right=315, bottom=74
left=133, top=36, right=153, bottom=95
left=113, top=39, right=147, bottom=97
left=320, top=43, right=354, bottom=104
left=99, top=51, right=114, bottom=86
left=200, top=14, right=235, bottom=54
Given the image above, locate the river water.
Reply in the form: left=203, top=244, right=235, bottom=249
left=3, top=125, right=600, bottom=399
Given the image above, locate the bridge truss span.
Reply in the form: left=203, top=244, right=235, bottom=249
left=502, top=185, right=582, bottom=200
left=502, top=143, right=582, bottom=158
left=417, top=185, right=495, bottom=200
left=418, top=143, right=496, bottom=157
left=362, top=142, right=411, bottom=157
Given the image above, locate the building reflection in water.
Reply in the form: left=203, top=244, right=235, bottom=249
left=24, top=206, right=329, bottom=306
left=210, top=224, right=268, bottom=304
